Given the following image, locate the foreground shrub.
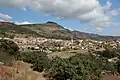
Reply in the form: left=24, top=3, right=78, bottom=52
left=0, top=39, right=19, bottom=55
left=0, top=39, right=19, bottom=63
left=45, top=54, right=117, bottom=80
left=15, top=51, right=50, bottom=72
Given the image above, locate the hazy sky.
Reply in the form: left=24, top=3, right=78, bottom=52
left=0, top=0, right=120, bottom=36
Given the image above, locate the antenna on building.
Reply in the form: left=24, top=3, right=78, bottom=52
left=71, top=35, right=73, bottom=44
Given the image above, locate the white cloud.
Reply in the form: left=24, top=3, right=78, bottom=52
left=107, top=8, right=120, bottom=16
left=15, top=21, right=32, bottom=25
left=0, top=0, right=120, bottom=32
left=0, top=0, right=100, bottom=20
left=103, top=1, right=112, bottom=10
left=96, top=27, right=104, bottom=33
left=0, top=19, right=5, bottom=22
left=0, top=0, right=30, bottom=10
left=0, top=13, right=12, bottom=21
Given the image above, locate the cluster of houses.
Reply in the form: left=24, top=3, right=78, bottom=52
left=6, top=36, right=119, bottom=53
left=1, top=36, right=120, bottom=53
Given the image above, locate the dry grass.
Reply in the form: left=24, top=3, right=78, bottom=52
left=0, top=61, right=47, bottom=80
left=101, top=75, right=120, bottom=80
left=47, top=49, right=88, bottom=59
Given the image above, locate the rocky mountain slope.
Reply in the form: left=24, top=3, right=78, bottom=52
left=72, top=30, right=120, bottom=40
left=20, top=21, right=72, bottom=39
left=0, top=22, right=39, bottom=37
left=0, top=21, right=120, bottom=40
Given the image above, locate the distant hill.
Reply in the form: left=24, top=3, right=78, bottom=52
left=72, top=30, right=120, bottom=40
left=0, top=21, right=120, bottom=40
left=20, top=21, right=72, bottom=39
left=0, top=22, right=40, bottom=37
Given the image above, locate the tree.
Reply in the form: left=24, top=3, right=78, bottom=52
left=15, top=51, right=50, bottom=72
left=0, top=39, right=19, bottom=55
left=45, top=54, right=117, bottom=80
left=47, top=57, right=76, bottom=80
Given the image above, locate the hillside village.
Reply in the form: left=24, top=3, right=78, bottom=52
left=1, top=22, right=120, bottom=80
left=0, top=34, right=120, bottom=80
left=1, top=36, right=120, bottom=54
left=1, top=0, right=120, bottom=79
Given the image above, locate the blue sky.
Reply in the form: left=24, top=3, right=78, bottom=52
left=0, top=0, right=120, bottom=36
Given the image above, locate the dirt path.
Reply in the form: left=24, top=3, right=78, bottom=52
left=47, top=49, right=88, bottom=59
left=27, top=71, right=46, bottom=80
left=12, top=61, right=47, bottom=80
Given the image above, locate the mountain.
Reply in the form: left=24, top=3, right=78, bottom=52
left=19, top=21, right=72, bottom=39
left=0, top=22, right=40, bottom=37
left=72, top=30, right=120, bottom=40
left=0, top=21, right=120, bottom=40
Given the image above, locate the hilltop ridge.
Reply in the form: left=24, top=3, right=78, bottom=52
left=0, top=22, right=15, bottom=26
left=0, top=21, right=120, bottom=40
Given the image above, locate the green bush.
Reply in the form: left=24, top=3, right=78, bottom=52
left=15, top=51, right=50, bottom=72
left=0, top=39, right=19, bottom=55
left=116, top=60, right=120, bottom=74
left=46, top=57, right=76, bottom=80
left=0, top=39, right=19, bottom=63
left=0, top=51, right=14, bottom=63
left=45, top=54, right=117, bottom=80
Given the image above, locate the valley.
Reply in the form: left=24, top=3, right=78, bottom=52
left=0, top=22, right=120, bottom=80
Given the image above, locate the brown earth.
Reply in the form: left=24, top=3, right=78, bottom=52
left=101, top=74, right=120, bottom=80
left=0, top=61, right=47, bottom=80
